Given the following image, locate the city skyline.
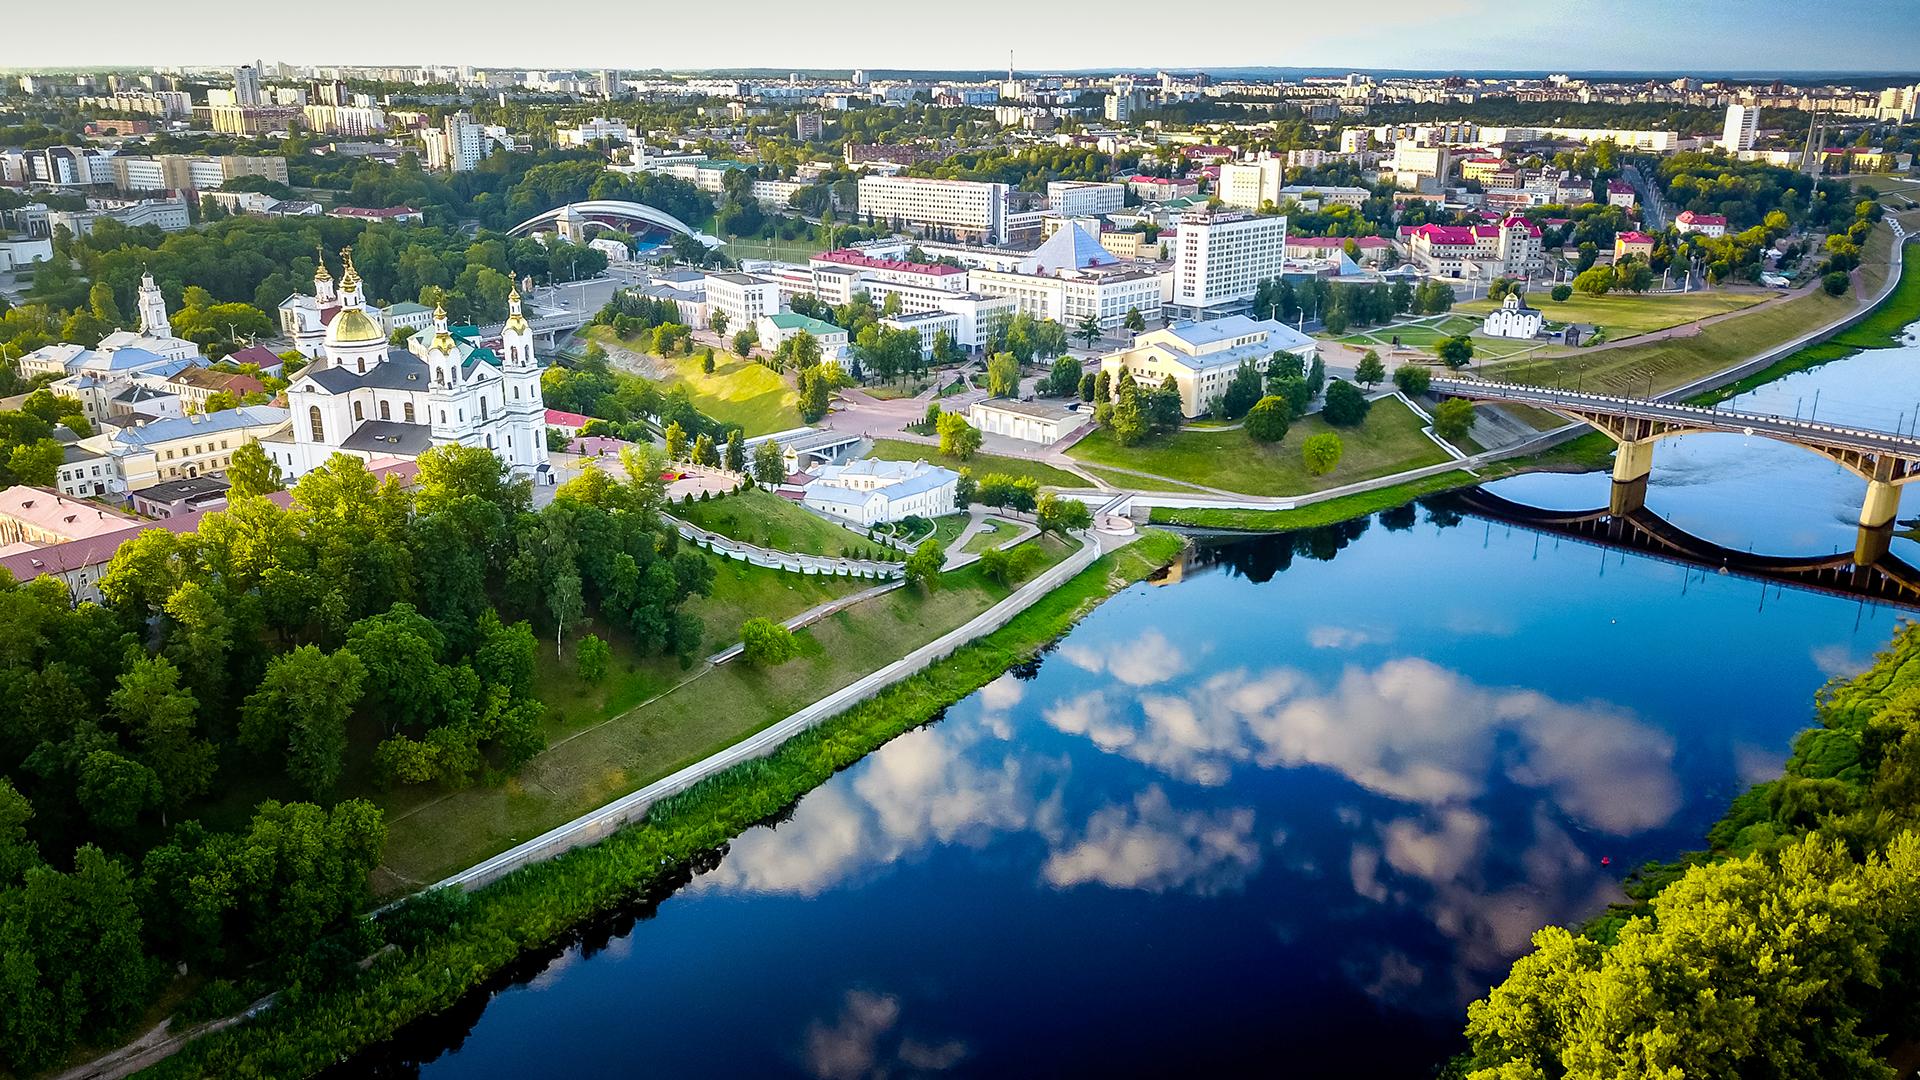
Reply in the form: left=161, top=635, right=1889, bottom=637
left=4, top=0, right=1918, bottom=75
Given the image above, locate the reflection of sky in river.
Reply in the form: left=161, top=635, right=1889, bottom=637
left=387, top=502, right=1906, bottom=1079
left=1485, top=324, right=1920, bottom=559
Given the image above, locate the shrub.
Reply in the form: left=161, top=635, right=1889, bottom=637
left=575, top=634, right=610, bottom=683
left=1302, top=432, right=1344, bottom=475
left=1823, top=271, right=1851, bottom=296
left=1320, top=380, right=1371, bottom=427
left=1244, top=396, right=1292, bottom=443
left=739, top=617, right=800, bottom=666
left=1433, top=398, right=1476, bottom=442
left=1550, top=284, right=1574, bottom=302
left=1392, top=364, right=1432, bottom=397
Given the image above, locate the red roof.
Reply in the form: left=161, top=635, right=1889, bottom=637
left=1677, top=211, right=1727, bottom=226
left=1290, top=236, right=1390, bottom=249
left=816, top=249, right=965, bottom=277
left=1500, top=215, right=1542, bottom=236
left=1182, top=146, right=1236, bottom=159
left=1408, top=224, right=1475, bottom=245
left=1616, top=231, right=1656, bottom=245
left=329, top=205, right=419, bottom=219
left=228, top=344, right=283, bottom=367
left=1606, top=180, right=1635, bottom=193
left=545, top=408, right=591, bottom=427
left=1126, top=175, right=1189, bottom=186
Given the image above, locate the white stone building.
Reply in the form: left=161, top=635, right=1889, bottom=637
left=265, top=251, right=549, bottom=483
left=1172, top=207, right=1287, bottom=319
left=803, top=458, right=959, bottom=526
left=1481, top=292, right=1543, bottom=339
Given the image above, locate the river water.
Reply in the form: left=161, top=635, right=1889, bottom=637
left=350, top=319, right=1920, bottom=1078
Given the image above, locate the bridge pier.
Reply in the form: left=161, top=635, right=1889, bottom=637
left=1856, top=465, right=1902, bottom=565
left=1609, top=438, right=1656, bottom=517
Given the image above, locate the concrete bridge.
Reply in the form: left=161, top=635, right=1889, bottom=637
left=1433, top=378, right=1920, bottom=564
left=1455, top=488, right=1920, bottom=608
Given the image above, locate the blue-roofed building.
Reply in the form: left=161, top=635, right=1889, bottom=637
left=803, top=458, right=959, bottom=526
left=1099, top=314, right=1318, bottom=418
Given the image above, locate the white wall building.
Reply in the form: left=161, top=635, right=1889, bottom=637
left=1100, top=315, right=1317, bottom=418
left=1046, top=180, right=1126, bottom=217
left=265, top=253, right=549, bottom=482
left=1172, top=208, right=1287, bottom=318
left=857, top=176, right=1010, bottom=245
left=968, top=399, right=1084, bottom=447
left=1481, top=291, right=1543, bottom=339
left=1216, top=157, right=1285, bottom=211
left=705, top=273, right=783, bottom=332
left=1721, top=104, right=1759, bottom=153
left=803, top=458, right=958, bottom=526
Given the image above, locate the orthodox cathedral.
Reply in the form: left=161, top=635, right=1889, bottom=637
left=260, top=249, right=550, bottom=483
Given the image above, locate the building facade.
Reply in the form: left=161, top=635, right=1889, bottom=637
left=1172, top=208, right=1287, bottom=318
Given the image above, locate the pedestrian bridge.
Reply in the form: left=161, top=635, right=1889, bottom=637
left=1432, top=378, right=1920, bottom=564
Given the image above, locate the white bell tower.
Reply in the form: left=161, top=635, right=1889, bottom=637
left=136, top=271, right=171, bottom=337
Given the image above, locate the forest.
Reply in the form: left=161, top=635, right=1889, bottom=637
left=0, top=443, right=711, bottom=1072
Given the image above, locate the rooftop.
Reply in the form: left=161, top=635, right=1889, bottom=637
left=0, top=485, right=140, bottom=541
left=814, top=249, right=967, bottom=277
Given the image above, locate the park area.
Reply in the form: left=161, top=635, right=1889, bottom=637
left=590, top=326, right=799, bottom=435
left=676, top=487, right=888, bottom=559
left=1457, top=288, right=1767, bottom=339
left=1067, top=396, right=1451, bottom=497
left=372, top=531, right=1078, bottom=890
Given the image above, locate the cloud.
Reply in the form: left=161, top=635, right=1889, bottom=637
left=1042, top=786, right=1261, bottom=895
left=1306, top=625, right=1389, bottom=649
left=1056, top=628, right=1191, bottom=686
left=1811, top=641, right=1874, bottom=679
left=800, top=990, right=971, bottom=1080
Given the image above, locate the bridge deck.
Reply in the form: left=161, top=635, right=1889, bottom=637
left=1432, top=378, right=1920, bottom=458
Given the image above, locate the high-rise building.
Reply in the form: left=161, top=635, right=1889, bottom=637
left=1216, top=157, right=1285, bottom=210
left=1721, top=104, right=1759, bottom=152
left=857, top=176, right=1011, bottom=245
left=1172, top=207, right=1287, bottom=318
left=233, top=64, right=262, bottom=106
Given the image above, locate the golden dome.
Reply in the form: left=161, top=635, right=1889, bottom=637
left=327, top=306, right=384, bottom=346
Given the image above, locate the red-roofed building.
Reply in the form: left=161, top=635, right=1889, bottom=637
left=1606, top=180, right=1637, bottom=208
left=327, top=205, right=424, bottom=224
left=810, top=248, right=968, bottom=292
left=1126, top=175, right=1201, bottom=202
left=1401, top=216, right=1541, bottom=278
left=1182, top=145, right=1236, bottom=161
left=1614, top=231, right=1657, bottom=260
left=1675, top=210, right=1727, bottom=238
left=225, top=343, right=287, bottom=377
left=545, top=409, right=591, bottom=437
left=1286, top=235, right=1393, bottom=265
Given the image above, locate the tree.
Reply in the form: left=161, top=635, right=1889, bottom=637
left=110, top=656, right=215, bottom=815
left=8, top=439, right=64, bottom=487
left=739, top=617, right=800, bottom=666
left=903, top=539, right=943, bottom=590
left=977, top=544, right=1042, bottom=585
left=1221, top=360, right=1264, bottom=420
left=664, top=420, right=687, bottom=461
left=1618, top=260, right=1656, bottom=293
left=1123, top=307, right=1146, bottom=333
left=1354, top=350, right=1386, bottom=389
left=753, top=439, right=786, bottom=486
left=937, top=411, right=982, bottom=460
left=732, top=327, right=758, bottom=356
left=692, top=433, right=719, bottom=467
left=1036, top=493, right=1092, bottom=535
left=1302, top=432, right=1344, bottom=475
left=1306, top=356, right=1326, bottom=396
left=1147, top=375, right=1184, bottom=435
left=1321, top=380, right=1371, bottom=427
left=701, top=348, right=715, bottom=374
left=798, top=366, right=831, bottom=423
left=227, top=441, right=283, bottom=498
left=239, top=645, right=367, bottom=798
left=1824, top=270, right=1852, bottom=296
left=1393, top=364, right=1432, bottom=397
left=575, top=633, right=610, bottom=682
left=1573, top=264, right=1616, bottom=296
left=986, top=352, right=1021, bottom=398
left=709, top=310, right=729, bottom=337
left=1245, top=396, right=1292, bottom=443
left=1075, top=314, right=1101, bottom=349
left=724, top=429, right=747, bottom=473
left=1433, top=398, right=1476, bottom=442
left=1550, top=283, right=1574, bottom=302
left=1437, top=335, right=1475, bottom=370
left=1043, top=355, right=1083, bottom=398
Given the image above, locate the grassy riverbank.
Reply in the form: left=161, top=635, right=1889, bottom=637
left=144, top=531, right=1187, bottom=1079
left=866, top=437, right=1088, bottom=488
left=675, top=487, right=886, bottom=558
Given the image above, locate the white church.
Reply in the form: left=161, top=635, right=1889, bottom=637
left=1480, top=291, right=1544, bottom=340
left=260, top=249, right=551, bottom=483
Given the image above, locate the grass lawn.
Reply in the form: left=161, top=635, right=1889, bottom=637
left=677, top=487, right=879, bottom=558
left=1149, top=468, right=1484, bottom=530
left=1460, top=289, right=1766, bottom=340
left=930, top=512, right=972, bottom=551
left=962, top=517, right=1021, bottom=553
left=591, top=326, right=799, bottom=435
left=1079, top=466, right=1210, bottom=493
left=1477, top=283, right=1866, bottom=398
left=860, top=382, right=930, bottom=400
left=375, top=533, right=1076, bottom=890
left=866, top=437, right=1089, bottom=488
left=1069, top=396, right=1451, bottom=497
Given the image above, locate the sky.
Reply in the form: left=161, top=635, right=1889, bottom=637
left=3, top=0, right=1917, bottom=74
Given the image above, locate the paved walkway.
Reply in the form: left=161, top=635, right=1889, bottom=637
left=706, top=579, right=906, bottom=664
left=942, top=507, right=1042, bottom=571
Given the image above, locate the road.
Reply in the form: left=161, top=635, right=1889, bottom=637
left=1624, top=163, right=1668, bottom=231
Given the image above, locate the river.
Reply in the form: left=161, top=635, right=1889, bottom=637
left=346, top=316, right=1920, bottom=1078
